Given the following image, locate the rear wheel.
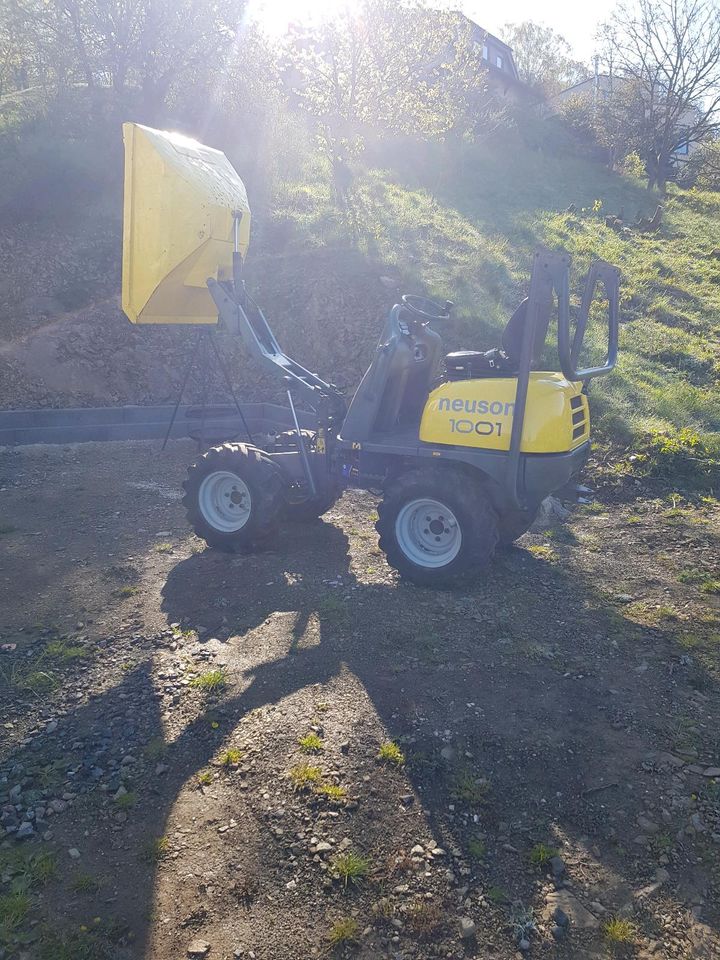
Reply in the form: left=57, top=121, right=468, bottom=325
left=183, top=443, right=284, bottom=551
left=376, top=468, right=499, bottom=587
left=498, top=507, right=539, bottom=547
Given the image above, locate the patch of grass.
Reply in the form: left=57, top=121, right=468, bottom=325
left=0, top=891, right=31, bottom=932
left=71, top=873, right=101, bottom=894
left=197, top=770, right=213, bottom=786
left=190, top=668, right=228, bottom=693
left=525, top=544, right=558, bottom=561
left=486, top=885, right=509, bottom=904
left=114, top=791, right=136, bottom=810
left=528, top=842, right=559, bottom=869
left=327, top=916, right=359, bottom=946
left=317, top=595, right=347, bottom=622
left=467, top=837, right=486, bottom=860
left=298, top=732, right=324, bottom=753
left=45, top=639, right=92, bottom=661
left=378, top=741, right=405, bottom=765
left=623, top=601, right=679, bottom=626
left=289, top=763, right=323, bottom=791
left=579, top=501, right=606, bottom=515
left=407, top=899, right=443, bottom=936
left=218, top=747, right=243, bottom=767
left=142, top=836, right=169, bottom=862
left=37, top=929, right=112, bottom=960
left=0, top=848, right=57, bottom=891
left=450, top=767, right=490, bottom=805
left=117, top=585, right=139, bottom=597
left=18, top=669, right=58, bottom=696
left=143, top=736, right=166, bottom=760
left=332, top=850, right=371, bottom=887
left=315, top=783, right=347, bottom=802
left=603, top=917, right=636, bottom=944
left=154, top=541, right=173, bottom=553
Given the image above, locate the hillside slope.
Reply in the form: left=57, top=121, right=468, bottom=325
left=1, top=116, right=718, bottom=478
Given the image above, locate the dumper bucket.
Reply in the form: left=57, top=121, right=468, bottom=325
left=121, top=122, right=251, bottom=325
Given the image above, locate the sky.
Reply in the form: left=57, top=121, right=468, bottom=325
left=246, top=0, right=611, bottom=63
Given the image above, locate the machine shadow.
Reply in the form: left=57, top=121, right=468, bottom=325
left=154, top=517, right=720, bottom=951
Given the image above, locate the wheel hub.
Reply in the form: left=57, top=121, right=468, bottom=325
left=395, top=498, right=461, bottom=568
left=198, top=471, right=252, bottom=533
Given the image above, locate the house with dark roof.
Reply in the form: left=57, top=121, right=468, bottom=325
left=462, top=17, right=525, bottom=101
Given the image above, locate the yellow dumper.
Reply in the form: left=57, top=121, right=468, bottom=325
left=121, top=122, right=621, bottom=586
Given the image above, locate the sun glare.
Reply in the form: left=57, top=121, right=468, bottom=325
left=247, top=0, right=352, bottom=33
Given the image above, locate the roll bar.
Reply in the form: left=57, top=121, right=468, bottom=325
left=559, top=259, right=620, bottom=382
left=506, top=247, right=620, bottom=510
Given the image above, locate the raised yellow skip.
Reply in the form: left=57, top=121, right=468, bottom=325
left=420, top=372, right=589, bottom=453
left=122, top=122, right=251, bottom=325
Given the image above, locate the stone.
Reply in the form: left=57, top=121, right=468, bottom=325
left=545, top=891, right=600, bottom=930
left=68, top=848, right=81, bottom=859
left=703, top=767, right=720, bottom=778
left=314, top=841, right=332, bottom=854
left=16, top=821, right=34, bottom=839
left=459, top=917, right=476, bottom=939
left=187, top=940, right=211, bottom=958
left=551, top=924, right=566, bottom=941
left=637, top=815, right=659, bottom=835
left=440, top=746, right=456, bottom=762
left=518, top=938, right=531, bottom=951
left=553, top=907, right=570, bottom=927
left=550, top=855, right=565, bottom=878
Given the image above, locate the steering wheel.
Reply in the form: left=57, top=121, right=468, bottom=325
left=401, top=295, right=453, bottom=322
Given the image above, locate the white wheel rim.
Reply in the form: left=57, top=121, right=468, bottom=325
left=395, top=497, right=462, bottom=569
left=198, top=471, right=252, bottom=533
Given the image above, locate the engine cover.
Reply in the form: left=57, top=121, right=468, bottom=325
left=419, top=372, right=589, bottom=453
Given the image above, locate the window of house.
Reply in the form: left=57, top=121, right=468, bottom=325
left=482, top=44, right=488, bottom=60
left=674, top=139, right=689, bottom=155
left=496, top=54, right=503, bottom=69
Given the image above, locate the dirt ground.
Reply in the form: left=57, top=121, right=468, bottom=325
left=1, top=440, right=720, bottom=960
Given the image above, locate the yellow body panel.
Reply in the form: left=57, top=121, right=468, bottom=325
left=121, top=122, right=251, bottom=325
left=419, top=372, right=589, bottom=453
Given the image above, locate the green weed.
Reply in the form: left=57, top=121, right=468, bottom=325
left=603, top=917, right=636, bottom=944
left=298, top=732, right=323, bottom=753
left=467, top=837, right=486, bottom=860
left=142, top=836, right=169, bottom=862
left=332, top=850, right=371, bottom=887
left=378, top=741, right=405, bottom=765
left=218, top=747, right=243, bottom=767
left=190, top=669, right=228, bottom=692
left=114, top=791, right=136, bottom=810
left=327, top=916, right=359, bottom=945
left=451, top=767, right=490, bottom=804
left=529, top=842, right=559, bottom=868
left=315, top=783, right=347, bottom=802
left=289, top=763, right=323, bottom=791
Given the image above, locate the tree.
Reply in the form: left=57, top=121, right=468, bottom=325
left=3, top=0, right=243, bottom=115
left=502, top=21, right=588, bottom=98
left=284, top=1, right=497, bottom=144
left=601, top=0, right=720, bottom=190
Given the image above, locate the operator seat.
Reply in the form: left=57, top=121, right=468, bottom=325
left=444, top=295, right=551, bottom=380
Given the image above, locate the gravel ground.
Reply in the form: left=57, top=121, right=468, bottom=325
left=1, top=440, right=719, bottom=960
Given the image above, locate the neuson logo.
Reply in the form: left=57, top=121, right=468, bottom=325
left=437, top=397, right=515, bottom=417
left=437, top=395, right=515, bottom=438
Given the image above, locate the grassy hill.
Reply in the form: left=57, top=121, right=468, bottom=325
left=1, top=99, right=719, bottom=486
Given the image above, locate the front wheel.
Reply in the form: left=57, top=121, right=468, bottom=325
left=376, top=468, right=499, bottom=587
left=183, top=443, right=284, bottom=551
